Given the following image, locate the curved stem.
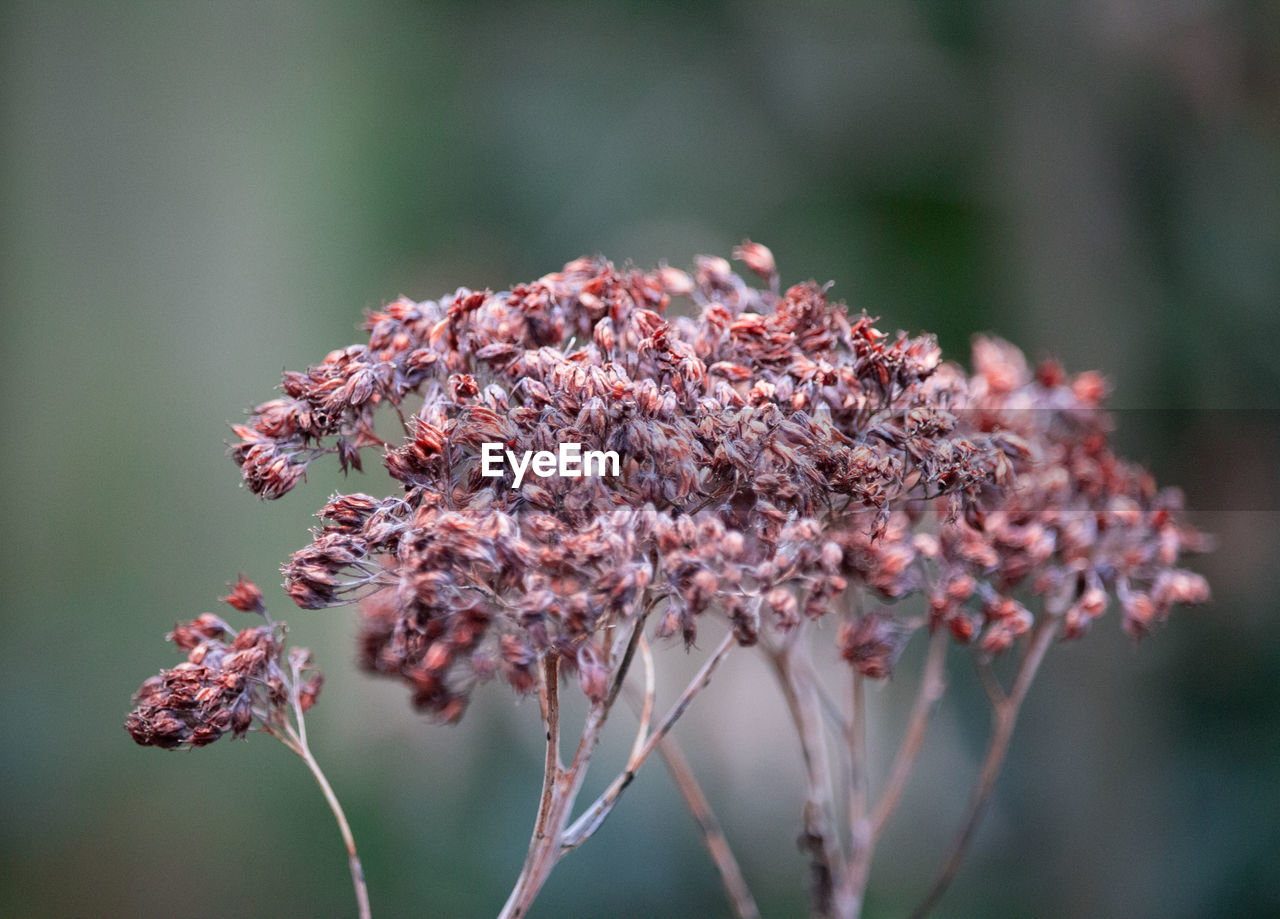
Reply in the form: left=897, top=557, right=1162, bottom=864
left=291, top=734, right=372, bottom=919
left=622, top=635, right=758, bottom=918
left=533, top=655, right=563, bottom=843
left=499, top=611, right=651, bottom=919
left=561, top=631, right=735, bottom=850
left=908, top=618, right=1057, bottom=919
left=870, top=628, right=948, bottom=843
left=655, top=728, right=761, bottom=919
left=626, top=634, right=657, bottom=768
left=389, top=398, right=412, bottom=437
left=281, top=653, right=370, bottom=919
left=846, top=670, right=869, bottom=901
left=769, top=638, right=851, bottom=919
left=499, top=654, right=573, bottom=919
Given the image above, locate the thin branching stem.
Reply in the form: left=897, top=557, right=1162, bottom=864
left=499, top=609, right=658, bottom=919
left=561, top=631, right=736, bottom=850
left=655, top=727, right=761, bottom=919
left=626, top=634, right=657, bottom=768
left=908, top=618, right=1058, bottom=919
left=845, top=670, right=870, bottom=909
left=498, top=654, right=582, bottom=919
left=282, top=673, right=371, bottom=919
left=769, top=635, right=853, bottom=919
left=535, top=655, right=563, bottom=836
left=622, top=635, right=759, bottom=919
left=870, top=628, right=948, bottom=844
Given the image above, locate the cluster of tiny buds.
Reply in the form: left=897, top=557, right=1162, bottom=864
left=125, top=577, right=321, bottom=748
left=207, top=242, right=1208, bottom=718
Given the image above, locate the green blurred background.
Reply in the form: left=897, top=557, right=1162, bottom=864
left=3, top=1, right=1279, bottom=916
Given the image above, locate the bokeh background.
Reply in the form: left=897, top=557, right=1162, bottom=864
left=3, top=1, right=1279, bottom=916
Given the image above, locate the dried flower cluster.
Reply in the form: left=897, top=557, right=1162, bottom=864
left=128, top=242, right=1211, bottom=919
left=126, top=578, right=322, bottom=749
left=125, top=579, right=369, bottom=918
left=929, top=339, right=1211, bottom=647
left=225, top=244, right=1207, bottom=721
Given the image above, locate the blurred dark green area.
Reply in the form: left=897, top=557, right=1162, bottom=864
left=3, top=1, right=1279, bottom=916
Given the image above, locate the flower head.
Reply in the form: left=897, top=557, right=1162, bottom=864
left=125, top=579, right=320, bottom=748
left=224, top=248, right=1209, bottom=718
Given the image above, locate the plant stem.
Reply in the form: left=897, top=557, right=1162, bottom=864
left=292, top=734, right=372, bottom=919
left=561, top=631, right=736, bottom=849
left=283, top=657, right=371, bottom=919
left=499, top=611, right=654, bottom=919
left=534, top=655, right=563, bottom=841
left=770, top=638, right=852, bottom=919
left=500, top=617, right=735, bottom=919
left=655, top=728, right=761, bottom=919
left=845, top=669, right=870, bottom=911
left=498, top=653, right=579, bottom=919
left=870, top=627, right=948, bottom=844
left=627, top=635, right=759, bottom=919
left=626, top=633, right=658, bottom=769
left=907, top=618, right=1057, bottom=919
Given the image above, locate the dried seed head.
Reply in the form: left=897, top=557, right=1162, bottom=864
left=208, top=246, right=1209, bottom=718
left=838, top=613, right=910, bottom=679
left=733, top=239, right=777, bottom=283
left=220, top=575, right=265, bottom=614
left=126, top=584, right=320, bottom=748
